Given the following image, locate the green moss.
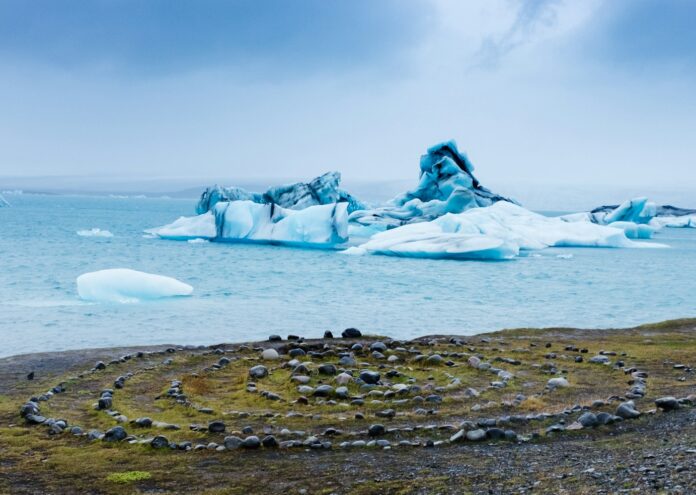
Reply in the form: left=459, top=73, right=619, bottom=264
left=106, top=470, right=152, bottom=483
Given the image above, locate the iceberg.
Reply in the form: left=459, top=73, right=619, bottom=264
left=354, top=202, right=665, bottom=261
left=196, top=172, right=364, bottom=214
left=562, top=198, right=696, bottom=234
left=77, top=269, right=193, bottom=303
left=0, top=194, right=9, bottom=207
left=348, top=141, right=515, bottom=236
left=148, top=200, right=349, bottom=248
left=77, top=228, right=114, bottom=238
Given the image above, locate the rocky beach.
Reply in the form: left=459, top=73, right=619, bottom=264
left=2, top=319, right=696, bottom=494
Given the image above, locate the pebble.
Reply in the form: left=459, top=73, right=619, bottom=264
left=261, top=349, right=280, bottom=360
left=249, top=365, right=268, bottom=379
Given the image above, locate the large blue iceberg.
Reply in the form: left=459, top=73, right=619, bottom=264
left=348, top=141, right=516, bottom=236
left=196, top=171, right=364, bottom=214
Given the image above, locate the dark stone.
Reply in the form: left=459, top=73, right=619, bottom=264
left=376, top=409, right=395, bottom=418
left=655, top=396, right=680, bottom=411
left=342, top=328, right=362, bottom=338
left=208, top=420, right=226, bottom=433
left=262, top=435, right=279, bottom=448
left=268, top=335, right=282, bottom=341
left=616, top=401, right=640, bottom=419
left=318, top=364, right=337, bottom=376
left=359, top=370, right=380, bottom=384
left=241, top=436, right=261, bottom=449
left=368, top=424, right=385, bottom=437
left=95, top=361, right=106, bottom=370
left=289, top=348, right=306, bottom=357
left=134, top=417, right=153, bottom=428
left=578, top=412, right=599, bottom=428
left=103, top=426, right=127, bottom=442
left=313, top=385, right=334, bottom=397
left=27, top=371, right=34, bottom=380
left=224, top=436, right=243, bottom=449
left=97, top=396, right=113, bottom=410
left=249, top=365, right=268, bottom=379
left=150, top=435, right=169, bottom=448
left=486, top=428, right=506, bottom=440
left=324, top=331, right=334, bottom=339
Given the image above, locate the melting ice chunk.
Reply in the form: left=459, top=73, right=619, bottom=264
left=77, top=269, right=193, bottom=303
left=77, top=228, right=114, bottom=238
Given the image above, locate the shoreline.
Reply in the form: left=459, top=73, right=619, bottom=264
left=2, top=318, right=696, bottom=494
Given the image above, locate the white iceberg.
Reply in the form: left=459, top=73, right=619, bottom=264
left=354, top=202, right=665, bottom=261
left=77, top=228, right=114, bottom=238
left=146, top=212, right=216, bottom=240
left=77, top=268, right=193, bottom=303
left=148, top=200, right=349, bottom=248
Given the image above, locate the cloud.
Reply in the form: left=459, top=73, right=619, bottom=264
left=583, top=0, right=696, bottom=74
left=0, top=0, right=431, bottom=77
left=471, top=0, right=562, bottom=69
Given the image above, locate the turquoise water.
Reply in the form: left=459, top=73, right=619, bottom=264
left=1, top=194, right=695, bottom=358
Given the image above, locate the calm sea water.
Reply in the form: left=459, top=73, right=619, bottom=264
left=1, top=194, right=695, bottom=358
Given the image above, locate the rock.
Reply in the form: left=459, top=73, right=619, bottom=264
left=134, top=417, right=153, bottom=427
left=578, top=412, right=599, bottom=428
left=616, top=401, right=641, bottom=419
left=368, top=424, right=385, bottom=437
left=450, top=430, right=465, bottom=443
left=268, top=335, right=282, bottom=341
left=335, top=372, right=352, bottom=385
left=376, top=409, right=395, bottom=418
left=241, top=436, right=261, bottom=449
left=249, top=365, right=268, bottom=379
left=103, top=426, right=127, bottom=442
left=297, top=386, right=314, bottom=395
left=359, top=370, right=380, bottom=385
left=342, top=328, right=362, bottom=338
left=261, top=349, right=280, bottom=360
left=370, top=342, right=387, bottom=352
left=595, top=412, right=614, bottom=425
left=313, top=385, right=334, bottom=397
left=97, top=396, right=112, bottom=410
left=208, top=420, right=226, bottom=433
left=25, top=414, right=47, bottom=424
left=19, top=401, right=40, bottom=418
left=262, top=435, right=279, bottom=448
left=486, top=428, right=505, bottom=440
left=466, top=429, right=486, bottom=442
left=335, top=386, right=349, bottom=399
left=547, top=377, right=569, bottom=388
left=426, top=354, right=443, bottom=365
left=27, top=371, right=34, bottom=380
left=655, top=396, right=680, bottom=412
left=150, top=435, right=169, bottom=448
left=589, top=355, right=611, bottom=364
left=324, top=330, right=334, bottom=339
left=95, top=361, right=106, bottom=370
left=289, top=348, right=306, bottom=357
left=318, top=364, right=337, bottom=375
left=224, top=436, right=243, bottom=449
left=338, top=355, right=356, bottom=366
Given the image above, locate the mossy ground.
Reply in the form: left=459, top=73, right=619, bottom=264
left=1, top=319, right=696, bottom=494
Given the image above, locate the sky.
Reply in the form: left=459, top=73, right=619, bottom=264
left=0, top=0, right=695, bottom=191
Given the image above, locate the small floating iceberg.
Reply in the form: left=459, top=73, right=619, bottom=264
left=77, top=228, right=114, bottom=238
left=77, top=269, right=193, bottom=303
left=353, top=202, right=666, bottom=261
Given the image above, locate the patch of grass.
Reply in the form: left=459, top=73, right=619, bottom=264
left=106, top=470, right=152, bottom=483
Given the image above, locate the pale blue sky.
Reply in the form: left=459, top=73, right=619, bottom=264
left=0, top=0, right=695, bottom=188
